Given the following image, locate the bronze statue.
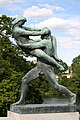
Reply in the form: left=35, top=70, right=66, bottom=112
left=12, top=16, right=76, bottom=105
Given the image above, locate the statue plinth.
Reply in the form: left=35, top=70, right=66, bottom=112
left=10, top=104, right=76, bottom=114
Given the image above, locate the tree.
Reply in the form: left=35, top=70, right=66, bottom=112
left=0, top=15, right=36, bottom=116
left=71, top=55, right=80, bottom=77
left=71, top=55, right=80, bottom=96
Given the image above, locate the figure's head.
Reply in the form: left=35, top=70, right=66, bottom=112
left=12, top=16, right=27, bottom=26
left=41, top=27, right=51, bottom=39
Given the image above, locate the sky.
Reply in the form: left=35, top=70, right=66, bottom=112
left=0, top=0, right=80, bottom=66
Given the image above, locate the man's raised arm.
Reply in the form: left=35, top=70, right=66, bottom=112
left=22, top=26, right=41, bottom=31
left=17, top=27, right=49, bottom=36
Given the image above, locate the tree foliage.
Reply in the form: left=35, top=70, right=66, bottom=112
left=71, top=55, right=80, bottom=95
left=0, top=15, right=36, bottom=116
left=71, top=55, right=80, bottom=77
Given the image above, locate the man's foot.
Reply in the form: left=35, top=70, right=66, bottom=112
left=12, top=100, right=26, bottom=105
left=54, top=55, right=60, bottom=62
left=69, top=94, right=76, bottom=105
left=57, top=64, right=64, bottom=71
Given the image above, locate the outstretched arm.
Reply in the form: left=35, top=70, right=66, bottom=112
left=22, top=26, right=41, bottom=31
left=17, top=27, right=49, bottom=36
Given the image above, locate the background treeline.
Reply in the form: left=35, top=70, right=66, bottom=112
left=0, top=15, right=80, bottom=116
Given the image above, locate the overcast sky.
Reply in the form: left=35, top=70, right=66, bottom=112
left=0, top=0, right=80, bottom=65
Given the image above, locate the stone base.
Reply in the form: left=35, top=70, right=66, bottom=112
left=7, top=111, right=79, bottom=120
left=10, top=104, right=76, bottom=114
left=0, top=104, right=79, bottom=120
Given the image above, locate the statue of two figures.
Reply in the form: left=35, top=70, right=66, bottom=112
left=12, top=16, right=76, bottom=105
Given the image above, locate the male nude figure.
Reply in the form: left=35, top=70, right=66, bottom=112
left=17, top=30, right=76, bottom=105
left=12, top=16, right=76, bottom=105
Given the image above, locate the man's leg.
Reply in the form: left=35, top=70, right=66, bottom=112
left=40, top=62, right=76, bottom=104
left=30, top=49, right=64, bottom=71
left=13, top=66, right=41, bottom=105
